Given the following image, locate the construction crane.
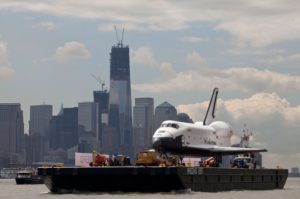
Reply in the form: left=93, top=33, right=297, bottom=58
left=90, top=73, right=106, bottom=92
left=114, top=26, right=124, bottom=47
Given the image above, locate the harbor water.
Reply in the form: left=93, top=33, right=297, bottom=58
left=0, top=178, right=299, bottom=199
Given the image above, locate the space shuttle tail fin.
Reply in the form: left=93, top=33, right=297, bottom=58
left=203, top=88, right=218, bottom=125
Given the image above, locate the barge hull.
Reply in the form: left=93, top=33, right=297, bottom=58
left=38, top=167, right=288, bottom=193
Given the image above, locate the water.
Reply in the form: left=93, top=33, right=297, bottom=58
left=0, top=178, right=299, bottom=199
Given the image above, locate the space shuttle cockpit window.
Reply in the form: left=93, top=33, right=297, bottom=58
left=161, top=123, right=179, bottom=129
left=161, top=123, right=167, bottom=127
left=167, top=123, right=179, bottom=129
left=171, top=123, right=179, bottom=129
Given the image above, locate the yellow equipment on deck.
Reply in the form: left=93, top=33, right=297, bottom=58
left=136, top=150, right=179, bottom=166
left=136, top=151, right=163, bottom=166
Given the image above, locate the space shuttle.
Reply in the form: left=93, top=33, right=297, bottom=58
left=152, top=88, right=267, bottom=157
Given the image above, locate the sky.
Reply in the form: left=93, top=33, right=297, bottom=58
left=0, top=0, right=300, bottom=169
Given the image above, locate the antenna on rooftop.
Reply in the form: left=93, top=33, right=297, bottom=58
left=122, top=28, right=124, bottom=44
left=114, top=26, right=124, bottom=47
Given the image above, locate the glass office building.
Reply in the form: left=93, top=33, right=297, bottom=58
left=108, top=43, right=132, bottom=146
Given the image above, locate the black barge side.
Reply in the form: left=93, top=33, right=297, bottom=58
left=38, top=166, right=288, bottom=193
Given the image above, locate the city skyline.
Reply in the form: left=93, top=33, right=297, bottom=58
left=0, top=1, right=300, bottom=169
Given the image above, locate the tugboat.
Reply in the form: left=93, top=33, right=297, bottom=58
left=15, top=168, right=43, bottom=184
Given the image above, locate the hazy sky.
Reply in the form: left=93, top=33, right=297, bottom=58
left=0, top=0, right=300, bottom=169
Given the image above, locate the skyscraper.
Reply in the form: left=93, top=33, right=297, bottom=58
left=62, top=107, right=78, bottom=149
left=154, top=102, right=178, bottom=130
left=28, top=104, right=52, bottom=163
left=29, top=105, right=53, bottom=136
left=49, top=107, right=78, bottom=150
left=108, top=41, right=132, bottom=151
left=0, top=103, right=24, bottom=167
left=78, top=102, right=99, bottom=152
left=49, top=115, right=62, bottom=150
left=93, top=90, right=109, bottom=144
left=133, top=98, right=154, bottom=148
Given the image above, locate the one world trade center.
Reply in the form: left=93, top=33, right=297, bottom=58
left=108, top=40, right=132, bottom=149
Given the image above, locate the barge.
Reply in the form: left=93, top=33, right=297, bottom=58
left=38, top=166, right=288, bottom=193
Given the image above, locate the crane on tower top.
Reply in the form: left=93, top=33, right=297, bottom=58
left=90, top=73, right=107, bottom=92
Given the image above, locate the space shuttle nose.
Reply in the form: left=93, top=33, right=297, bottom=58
left=152, top=137, right=161, bottom=149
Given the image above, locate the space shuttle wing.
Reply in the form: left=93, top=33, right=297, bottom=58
left=188, top=144, right=267, bottom=155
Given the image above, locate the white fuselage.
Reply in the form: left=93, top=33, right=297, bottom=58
left=152, top=120, right=233, bottom=156
left=152, top=88, right=267, bottom=157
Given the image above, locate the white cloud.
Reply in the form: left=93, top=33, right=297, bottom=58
left=159, top=62, right=176, bottom=76
left=215, top=15, right=300, bottom=48
left=133, top=66, right=300, bottom=93
left=0, top=66, right=14, bottom=79
left=53, top=41, right=91, bottom=62
left=39, top=21, right=57, bottom=30
left=0, top=1, right=188, bottom=31
left=132, top=47, right=177, bottom=76
left=1, top=1, right=300, bottom=46
left=0, top=42, right=9, bottom=65
left=132, top=47, right=157, bottom=67
left=176, top=102, right=208, bottom=123
left=221, top=92, right=295, bottom=124
left=186, top=51, right=207, bottom=67
left=289, top=53, right=300, bottom=61
left=0, top=41, right=14, bottom=79
left=180, top=36, right=204, bottom=43
left=176, top=91, right=298, bottom=132
left=262, top=53, right=300, bottom=65
left=261, top=55, right=286, bottom=65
